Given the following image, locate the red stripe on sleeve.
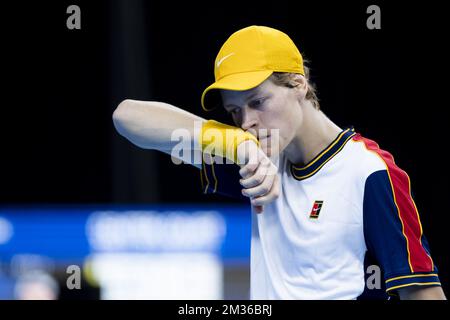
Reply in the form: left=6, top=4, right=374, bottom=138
left=353, top=134, right=433, bottom=272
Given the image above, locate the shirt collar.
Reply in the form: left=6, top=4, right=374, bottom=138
left=290, top=127, right=356, bottom=181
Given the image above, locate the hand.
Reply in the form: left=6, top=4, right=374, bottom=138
left=237, top=140, right=280, bottom=213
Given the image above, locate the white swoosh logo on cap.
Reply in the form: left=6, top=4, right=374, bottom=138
left=216, top=52, right=235, bottom=68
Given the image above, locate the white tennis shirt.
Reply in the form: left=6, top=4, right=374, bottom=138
left=201, top=127, right=440, bottom=299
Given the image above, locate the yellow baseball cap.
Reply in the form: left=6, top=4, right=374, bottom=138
left=201, top=25, right=305, bottom=111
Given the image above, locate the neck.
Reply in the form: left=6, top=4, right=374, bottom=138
left=284, top=102, right=342, bottom=166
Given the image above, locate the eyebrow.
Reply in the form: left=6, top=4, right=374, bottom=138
left=223, top=89, right=262, bottom=109
left=245, top=92, right=260, bottom=102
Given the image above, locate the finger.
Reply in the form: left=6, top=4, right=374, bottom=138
left=238, top=142, right=264, bottom=176
left=241, top=159, right=278, bottom=190
left=250, top=176, right=280, bottom=207
left=240, top=158, right=270, bottom=189
left=239, top=156, right=260, bottom=179
left=242, top=171, right=275, bottom=198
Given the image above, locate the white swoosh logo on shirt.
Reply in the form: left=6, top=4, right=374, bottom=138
left=216, top=52, right=235, bottom=68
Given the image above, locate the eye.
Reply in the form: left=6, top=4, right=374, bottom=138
left=249, top=97, right=266, bottom=108
left=226, top=108, right=240, bottom=116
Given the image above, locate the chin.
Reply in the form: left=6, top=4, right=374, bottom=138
left=261, top=139, right=285, bottom=158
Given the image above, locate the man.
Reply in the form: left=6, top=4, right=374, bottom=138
left=113, top=26, right=445, bottom=299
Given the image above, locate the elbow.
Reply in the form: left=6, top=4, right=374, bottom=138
left=112, top=99, right=140, bottom=137
left=112, top=99, right=158, bottom=149
left=112, top=99, right=132, bottom=125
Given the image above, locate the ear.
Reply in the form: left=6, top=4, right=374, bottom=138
left=290, top=74, right=308, bottom=100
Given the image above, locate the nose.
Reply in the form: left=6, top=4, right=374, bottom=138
left=240, top=106, right=258, bottom=132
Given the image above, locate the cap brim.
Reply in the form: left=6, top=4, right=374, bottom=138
left=201, top=70, right=273, bottom=111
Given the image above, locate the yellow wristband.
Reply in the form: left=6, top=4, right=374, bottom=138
left=200, top=120, right=259, bottom=163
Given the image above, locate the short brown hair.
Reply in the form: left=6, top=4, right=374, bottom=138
left=270, top=62, right=320, bottom=110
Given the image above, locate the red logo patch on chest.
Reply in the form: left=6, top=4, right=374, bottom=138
left=309, top=200, right=323, bottom=219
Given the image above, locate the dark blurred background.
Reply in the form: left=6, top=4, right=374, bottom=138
left=0, top=0, right=448, bottom=298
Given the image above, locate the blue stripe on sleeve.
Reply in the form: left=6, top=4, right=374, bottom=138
left=363, top=170, right=440, bottom=294
left=201, top=157, right=247, bottom=201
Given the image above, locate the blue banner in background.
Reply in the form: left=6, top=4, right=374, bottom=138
left=0, top=205, right=252, bottom=264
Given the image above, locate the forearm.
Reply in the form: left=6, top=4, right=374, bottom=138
left=112, top=99, right=205, bottom=153
left=112, top=99, right=260, bottom=168
left=398, top=285, right=447, bottom=300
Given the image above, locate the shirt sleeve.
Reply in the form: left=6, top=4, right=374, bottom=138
left=363, top=169, right=441, bottom=296
left=200, top=156, right=248, bottom=201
